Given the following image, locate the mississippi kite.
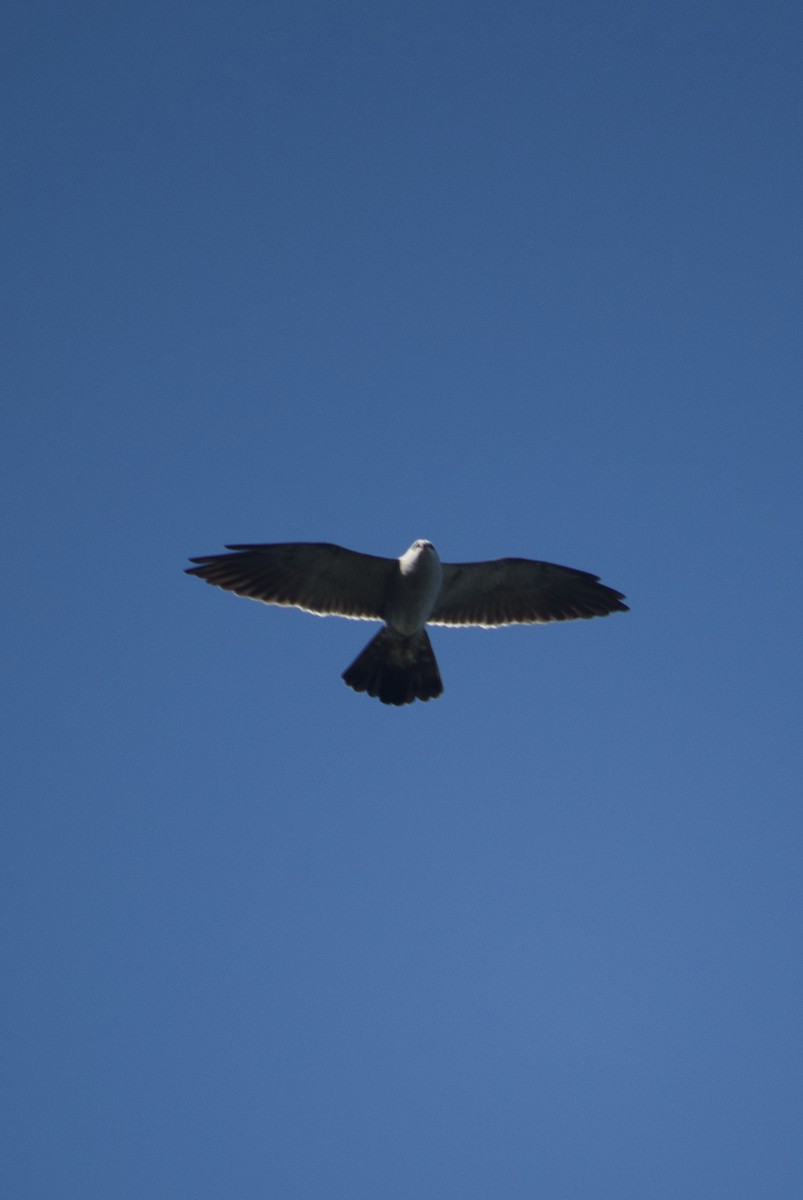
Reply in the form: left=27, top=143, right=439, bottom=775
left=186, top=539, right=628, bottom=705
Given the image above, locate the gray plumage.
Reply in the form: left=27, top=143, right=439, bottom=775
left=186, top=539, right=628, bottom=705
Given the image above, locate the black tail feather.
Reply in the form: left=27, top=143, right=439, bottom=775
left=342, top=628, right=443, bottom=706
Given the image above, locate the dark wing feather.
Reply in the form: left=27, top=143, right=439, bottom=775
left=185, top=542, right=395, bottom=620
left=429, top=558, right=628, bottom=627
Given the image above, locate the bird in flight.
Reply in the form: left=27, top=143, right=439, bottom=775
left=186, top=539, right=628, bottom=706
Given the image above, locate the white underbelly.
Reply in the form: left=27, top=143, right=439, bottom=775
left=385, top=545, right=443, bottom=635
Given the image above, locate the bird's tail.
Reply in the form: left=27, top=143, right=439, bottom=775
left=342, top=628, right=443, bottom=706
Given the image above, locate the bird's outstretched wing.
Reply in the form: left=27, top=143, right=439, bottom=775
left=430, top=558, right=628, bottom=627
left=185, top=542, right=396, bottom=620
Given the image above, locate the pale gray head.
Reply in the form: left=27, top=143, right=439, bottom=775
left=398, top=539, right=442, bottom=578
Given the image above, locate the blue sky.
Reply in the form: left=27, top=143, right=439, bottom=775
left=3, top=1, right=802, bottom=1196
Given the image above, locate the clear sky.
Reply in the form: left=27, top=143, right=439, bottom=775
left=4, top=2, right=802, bottom=1197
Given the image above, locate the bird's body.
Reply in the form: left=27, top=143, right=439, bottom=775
left=186, top=538, right=628, bottom=705
left=383, top=540, right=443, bottom=634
